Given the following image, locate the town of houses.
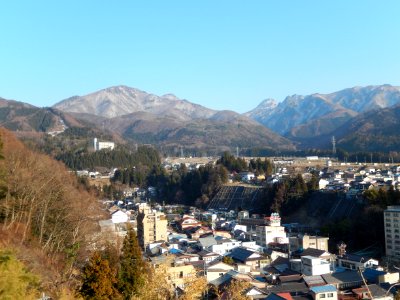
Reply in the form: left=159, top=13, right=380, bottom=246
left=83, top=156, right=400, bottom=299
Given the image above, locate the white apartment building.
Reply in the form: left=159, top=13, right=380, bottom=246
left=255, top=213, right=287, bottom=248
left=93, top=137, right=115, bottom=151
left=384, top=206, right=400, bottom=259
left=300, top=256, right=331, bottom=276
left=210, top=239, right=242, bottom=255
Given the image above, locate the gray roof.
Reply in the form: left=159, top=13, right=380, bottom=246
left=198, top=250, right=219, bottom=257
left=338, top=253, right=373, bottom=263
left=322, top=270, right=363, bottom=285
left=303, top=275, right=325, bottom=287
left=271, top=256, right=290, bottom=266
left=353, top=284, right=388, bottom=298
left=209, top=270, right=238, bottom=287
left=199, top=236, right=217, bottom=248
left=300, top=248, right=329, bottom=257
left=266, top=282, right=309, bottom=295
left=228, top=247, right=259, bottom=263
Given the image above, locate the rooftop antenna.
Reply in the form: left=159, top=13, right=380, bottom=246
left=337, top=241, right=347, bottom=257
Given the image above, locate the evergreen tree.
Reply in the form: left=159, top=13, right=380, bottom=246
left=307, top=171, right=319, bottom=191
left=118, top=227, right=148, bottom=299
left=79, top=251, right=118, bottom=300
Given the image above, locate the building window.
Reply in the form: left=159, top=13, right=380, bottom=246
left=320, top=294, right=326, bottom=298
left=328, top=293, right=334, bottom=297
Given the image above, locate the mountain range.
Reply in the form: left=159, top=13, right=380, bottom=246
left=1, top=84, right=400, bottom=154
left=245, top=84, right=400, bottom=136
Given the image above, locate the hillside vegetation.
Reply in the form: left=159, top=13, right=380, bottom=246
left=0, top=128, right=103, bottom=297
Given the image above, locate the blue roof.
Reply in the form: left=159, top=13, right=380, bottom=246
left=310, top=285, right=337, bottom=293
left=363, top=268, right=386, bottom=282
left=169, top=248, right=182, bottom=254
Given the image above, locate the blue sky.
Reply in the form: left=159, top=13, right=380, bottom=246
left=0, top=1, right=399, bottom=113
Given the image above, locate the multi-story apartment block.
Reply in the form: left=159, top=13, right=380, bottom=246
left=384, top=206, right=400, bottom=259
left=93, top=137, right=115, bottom=151
left=255, top=213, right=287, bottom=248
left=289, top=234, right=329, bottom=252
left=137, top=203, right=168, bottom=249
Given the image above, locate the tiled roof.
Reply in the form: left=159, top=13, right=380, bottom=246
left=303, top=275, right=325, bottom=287
left=266, top=282, right=309, bottom=294
left=322, top=271, right=363, bottom=285
left=228, top=247, right=259, bottom=263
left=199, top=236, right=217, bottom=248
left=266, top=293, right=292, bottom=300
left=209, top=270, right=238, bottom=286
left=300, top=248, right=329, bottom=257
left=338, top=253, right=372, bottom=263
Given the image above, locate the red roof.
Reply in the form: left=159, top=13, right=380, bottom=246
left=277, top=292, right=294, bottom=300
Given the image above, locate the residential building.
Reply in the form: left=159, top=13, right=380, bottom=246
left=352, top=284, right=393, bottom=300
left=336, top=254, right=379, bottom=271
left=137, top=203, right=168, bottom=249
left=205, top=261, right=234, bottom=282
left=179, top=215, right=202, bottom=230
left=289, top=234, right=329, bottom=252
left=226, top=247, right=269, bottom=271
left=93, top=137, right=115, bottom=151
left=167, top=263, right=196, bottom=289
left=310, top=285, right=338, bottom=300
left=300, top=256, right=331, bottom=276
left=198, top=250, right=220, bottom=265
left=209, top=238, right=242, bottom=255
left=384, top=205, right=400, bottom=259
left=256, top=213, right=287, bottom=248
left=111, top=210, right=129, bottom=224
